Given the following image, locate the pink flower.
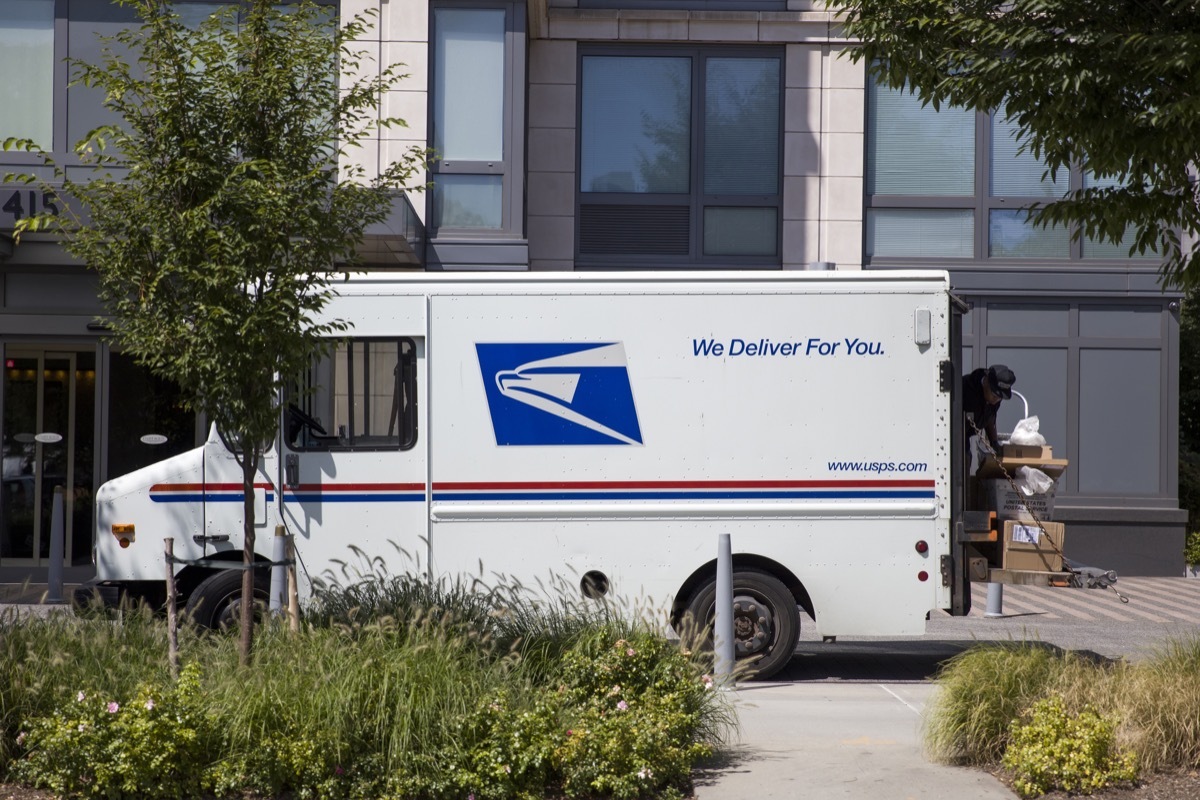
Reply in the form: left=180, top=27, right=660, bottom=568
left=15, top=731, right=26, bottom=746
left=107, top=702, right=120, bottom=714
left=617, top=700, right=629, bottom=711
left=334, top=766, right=345, bottom=776
left=77, top=691, right=86, bottom=703
left=626, top=648, right=636, bottom=656
left=144, top=699, right=155, bottom=711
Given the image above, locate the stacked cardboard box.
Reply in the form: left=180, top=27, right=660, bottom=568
left=976, top=445, right=1068, bottom=572
left=979, top=447, right=1067, bottom=522
left=1001, top=520, right=1065, bottom=572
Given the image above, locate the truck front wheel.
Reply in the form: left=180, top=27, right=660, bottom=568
left=185, top=569, right=269, bottom=631
left=682, top=568, right=800, bottom=680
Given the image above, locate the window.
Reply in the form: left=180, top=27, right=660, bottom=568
left=577, top=47, right=782, bottom=266
left=0, top=0, right=55, bottom=147
left=865, top=79, right=1160, bottom=264
left=288, top=339, right=417, bottom=451
left=430, top=5, right=521, bottom=234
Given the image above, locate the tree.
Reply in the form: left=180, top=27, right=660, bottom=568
left=833, top=0, right=1200, bottom=287
left=3, top=0, right=425, bottom=665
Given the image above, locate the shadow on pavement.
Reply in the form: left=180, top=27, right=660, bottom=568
left=761, top=639, right=1113, bottom=684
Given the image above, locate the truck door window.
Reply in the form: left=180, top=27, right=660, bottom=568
left=287, top=338, right=417, bottom=451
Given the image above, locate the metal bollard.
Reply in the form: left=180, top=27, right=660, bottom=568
left=45, top=486, right=66, bottom=604
left=714, top=533, right=735, bottom=686
left=985, top=582, right=1004, bottom=618
left=269, top=525, right=287, bottom=614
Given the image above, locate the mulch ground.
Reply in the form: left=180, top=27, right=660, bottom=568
left=987, top=768, right=1200, bottom=799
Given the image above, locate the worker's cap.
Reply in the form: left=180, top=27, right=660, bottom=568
left=987, top=365, right=1015, bottom=400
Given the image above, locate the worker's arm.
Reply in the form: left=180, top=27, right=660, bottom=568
left=985, top=417, right=1001, bottom=451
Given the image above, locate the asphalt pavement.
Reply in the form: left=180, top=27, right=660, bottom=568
left=3, top=577, right=1198, bottom=799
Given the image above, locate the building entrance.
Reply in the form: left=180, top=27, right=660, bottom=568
left=1, top=348, right=95, bottom=566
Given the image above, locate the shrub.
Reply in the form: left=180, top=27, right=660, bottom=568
left=924, top=643, right=1066, bottom=764
left=552, top=631, right=722, bottom=799
left=1185, top=530, right=1200, bottom=566
left=3, top=573, right=734, bottom=800
left=1002, top=695, right=1137, bottom=797
left=1119, top=636, right=1200, bottom=772
left=0, top=600, right=182, bottom=770
left=10, top=663, right=213, bottom=800
left=410, top=690, right=562, bottom=800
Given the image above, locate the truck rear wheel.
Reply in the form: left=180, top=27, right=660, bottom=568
left=682, top=568, right=800, bottom=680
left=185, top=569, right=269, bottom=631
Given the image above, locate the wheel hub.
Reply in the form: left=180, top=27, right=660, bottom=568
left=732, top=594, right=775, bottom=657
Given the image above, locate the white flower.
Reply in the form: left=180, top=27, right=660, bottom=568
left=77, top=691, right=86, bottom=702
left=145, top=699, right=156, bottom=711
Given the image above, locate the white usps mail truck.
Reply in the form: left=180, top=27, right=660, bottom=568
left=85, top=270, right=973, bottom=679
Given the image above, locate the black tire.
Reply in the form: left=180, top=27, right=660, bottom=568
left=682, top=568, right=800, bottom=680
left=185, top=568, right=269, bottom=631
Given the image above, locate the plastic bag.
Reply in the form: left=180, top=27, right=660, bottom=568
left=968, top=434, right=985, bottom=475
left=1015, top=466, right=1055, bottom=496
left=1008, top=416, right=1047, bottom=446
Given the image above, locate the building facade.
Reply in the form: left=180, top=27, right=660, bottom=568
left=0, top=0, right=1185, bottom=577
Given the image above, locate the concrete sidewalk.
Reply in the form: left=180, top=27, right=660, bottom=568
left=693, top=579, right=1200, bottom=800
left=695, top=681, right=1014, bottom=799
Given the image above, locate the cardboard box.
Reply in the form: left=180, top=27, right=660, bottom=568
left=1002, top=520, right=1065, bottom=572
left=983, top=478, right=1056, bottom=521
left=1001, top=444, right=1053, bottom=460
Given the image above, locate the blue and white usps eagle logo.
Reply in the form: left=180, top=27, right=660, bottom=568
left=476, top=343, right=643, bottom=446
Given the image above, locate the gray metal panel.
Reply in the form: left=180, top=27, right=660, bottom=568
left=1079, top=305, right=1163, bottom=339
left=426, top=240, right=530, bottom=270
left=986, top=303, right=1069, bottom=337
left=961, top=295, right=1177, bottom=506
left=942, top=266, right=1180, bottom=298
left=3, top=270, right=101, bottom=312
left=1078, top=348, right=1161, bottom=494
left=1052, top=509, right=1186, bottom=576
left=985, top=344, right=1069, bottom=457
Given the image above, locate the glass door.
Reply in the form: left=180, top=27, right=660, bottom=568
left=1, top=349, right=95, bottom=566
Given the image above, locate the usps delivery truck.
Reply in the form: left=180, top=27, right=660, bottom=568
left=84, top=270, right=973, bottom=679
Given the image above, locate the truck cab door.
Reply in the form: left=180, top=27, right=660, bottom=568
left=280, top=337, right=427, bottom=582
left=199, top=425, right=277, bottom=557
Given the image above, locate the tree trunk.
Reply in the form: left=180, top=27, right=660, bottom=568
left=239, top=447, right=259, bottom=667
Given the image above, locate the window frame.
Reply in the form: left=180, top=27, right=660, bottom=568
left=287, top=337, right=419, bottom=453
left=0, top=0, right=67, bottom=165
left=864, top=80, right=1163, bottom=267
left=574, top=43, right=784, bottom=269
left=427, top=0, right=525, bottom=240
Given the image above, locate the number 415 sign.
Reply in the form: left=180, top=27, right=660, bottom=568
left=0, top=189, right=62, bottom=228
